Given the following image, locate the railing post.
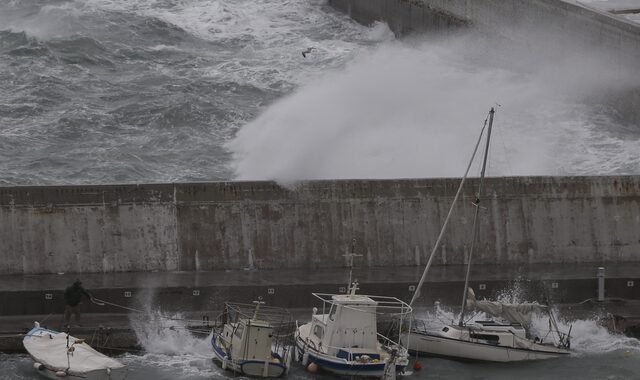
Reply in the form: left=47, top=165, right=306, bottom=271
left=597, top=267, right=605, bottom=302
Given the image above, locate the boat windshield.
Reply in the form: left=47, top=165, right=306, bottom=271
left=234, top=323, right=244, bottom=339
left=329, top=304, right=337, bottom=321
left=313, top=324, right=324, bottom=339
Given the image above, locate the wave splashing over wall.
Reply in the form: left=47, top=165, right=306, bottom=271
left=229, top=32, right=640, bottom=183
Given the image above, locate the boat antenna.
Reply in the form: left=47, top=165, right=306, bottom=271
left=458, top=107, right=495, bottom=326
left=253, top=296, right=265, bottom=319
left=343, top=239, right=362, bottom=293
left=409, top=111, right=491, bottom=307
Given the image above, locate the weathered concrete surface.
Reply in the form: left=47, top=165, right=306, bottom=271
left=329, top=0, right=640, bottom=60
left=1, top=263, right=639, bottom=316
left=0, top=185, right=179, bottom=274
left=1, top=177, right=640, bottom=274
left=1, top=265, right=640, bottom=352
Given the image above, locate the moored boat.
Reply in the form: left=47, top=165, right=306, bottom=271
left=402, top=108, right=572, bottom=362
left=295, top=244, right=412, bottom=379
left=211, top=300, right=293, bottom=377
left=23, top=322, right=126, bottom=380
left=406, top=288, right=571, bottom=362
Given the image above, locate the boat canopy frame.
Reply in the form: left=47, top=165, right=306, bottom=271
left=311, top=292, right=413, bottom=319
left=218, top=301, right=292, bottom=328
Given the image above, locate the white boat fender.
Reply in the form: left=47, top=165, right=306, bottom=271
left=106, top=368, right=111, bottom=375
left=33, top=362, right=45, bottom=371
left=55, top=371, right=68, bottom=377
left=301, top=351, right=309, bottom=366
left=262, top=360, right=269, bottom=377
left=222, top=357, right=228, bottom=370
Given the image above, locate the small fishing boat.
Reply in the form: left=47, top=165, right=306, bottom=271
left=23, top=322, right=126, bottom=380
left=295, top=245, right=413, bottom=379
left=211, top=300, right=293, bottom=377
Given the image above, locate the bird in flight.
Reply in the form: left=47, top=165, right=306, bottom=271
left=302, top=47, right=316, bottom=58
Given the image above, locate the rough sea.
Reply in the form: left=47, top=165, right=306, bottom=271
left=1, top=0, right=639, bottom=186
left=2, top=0, right=640, bottom=378
left=2, top=306, right=640, bottom=380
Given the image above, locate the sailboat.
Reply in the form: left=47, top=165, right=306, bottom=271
left=211, top=300, right=293, bottom=377
left=295, top=242, right=413, bottom=379
left=402, top=108, right=572, bottom=362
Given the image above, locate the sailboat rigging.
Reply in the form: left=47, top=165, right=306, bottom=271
left=402, top=107, right=572, bottom=362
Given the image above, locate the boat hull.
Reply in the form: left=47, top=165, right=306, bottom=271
left=295, top=335, right=404, bottom=377
left=31, top=365, right=127, bottom=380
left=23, top=326, right=126, bottom=380
left=405, top=331, right=570, bottom=362
left=211, top=333, right=286, bottom=377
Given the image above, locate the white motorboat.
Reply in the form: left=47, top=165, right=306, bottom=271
left=295, top=244, right=413, bottom=379
left=402, top=108, right=572, bottom=362
left=23, top=322, right=127, bottom=380
left=211, top=300, right=293, bottom=377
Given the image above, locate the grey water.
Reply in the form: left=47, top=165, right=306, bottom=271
left=4, top=300, right=640, bottom=378
left=0, top=0, right=377, bottom=185
left=2, top=0, right=640, bottom=378
left=1, top=0, right=640, bottom=185
left=2, top=304, right=640, bottom=379
left=5, top=352, right=640, bottom=380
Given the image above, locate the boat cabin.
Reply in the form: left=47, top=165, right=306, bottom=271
left=308, top=293, right=380, bottom=360
left=438, top=321, right=528, bottom=347
left=220, top=318, right=275, bottom=361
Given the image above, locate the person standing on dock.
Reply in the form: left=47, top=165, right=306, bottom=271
left=63, top=280, right=92, bottom=327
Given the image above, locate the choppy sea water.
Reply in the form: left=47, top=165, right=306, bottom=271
left=2, top=306, right=640, bottom=380
left=0, top=0, right=388, bottom=184
left=1, top=0, right=640, bottom=185
left=2, top=0, right=640, bottom=377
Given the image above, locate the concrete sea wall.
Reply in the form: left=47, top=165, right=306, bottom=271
left=328, top=0, right=640, bottom=59
left=328, top=0, right=640, bottom=127
left=1, top=176, right=639, bottom=275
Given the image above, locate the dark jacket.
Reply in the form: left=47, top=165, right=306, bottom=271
left=64, top=283, right=90, bottom=307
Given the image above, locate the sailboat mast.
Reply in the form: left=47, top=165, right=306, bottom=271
left=409, top=114, right=491, bottom=307
left=458, top=107, right=495, bottom=327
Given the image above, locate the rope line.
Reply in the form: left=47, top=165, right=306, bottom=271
left=0, top=334, right=24, bottom=338
left=90, top=297, right=144, bottom=314
left=90, top=296, right=214, bottom=325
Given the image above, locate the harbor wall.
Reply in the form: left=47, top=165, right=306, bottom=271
left=1, top=176, right=639, bottom=275
left=328, top=0, right=640, bottom=59
left=328, top=0, right=640, bottom=126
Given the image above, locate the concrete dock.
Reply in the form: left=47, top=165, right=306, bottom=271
left=1, top=263, right=639, bottom=352
left=2, top=263, right=640, bottom=315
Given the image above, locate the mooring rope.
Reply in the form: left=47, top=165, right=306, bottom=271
left=0, top=334, right=24, bottom=338
left=90, top=297, right=145, bottom=314
left=90, top=296, right=212, bottom=325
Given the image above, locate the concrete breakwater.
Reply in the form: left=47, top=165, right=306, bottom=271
left=1, top=176, right=639, bottom=275
left=328, top=0, right=640, bottom=59
left=328, top=0, right=640, bottom=127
